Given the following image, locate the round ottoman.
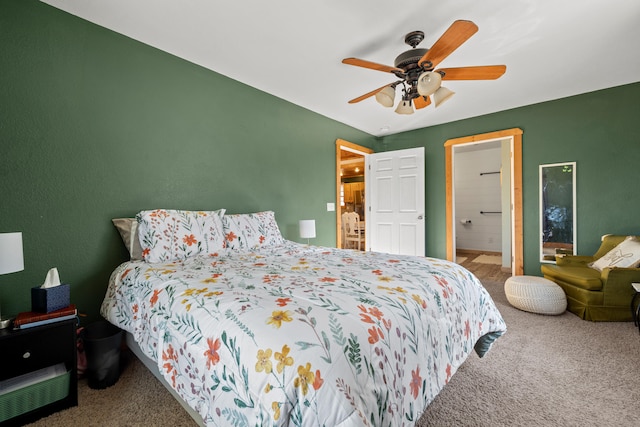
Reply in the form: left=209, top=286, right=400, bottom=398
left=504, top=276, right=567, bottom=315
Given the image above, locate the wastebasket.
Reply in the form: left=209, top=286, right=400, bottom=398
left=83, top=320, right=123, bottom=389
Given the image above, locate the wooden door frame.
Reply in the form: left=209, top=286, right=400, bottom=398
left=336, top=139, right=373, bottom=249
left=444, top=128, right=524, bottom=275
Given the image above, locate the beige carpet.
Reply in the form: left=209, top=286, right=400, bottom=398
left=473, top=254, right=502, bottom=265
left=455, top=256, right=468, bottom=264
left=26, top=279, right=638, bottom=427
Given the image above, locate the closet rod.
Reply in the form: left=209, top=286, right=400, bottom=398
left=480, top=171, right=500, bottom=176
left=480, top=211, right=502, bottom=214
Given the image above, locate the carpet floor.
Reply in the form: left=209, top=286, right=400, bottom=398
left=25, top=279, right=638, bottom=427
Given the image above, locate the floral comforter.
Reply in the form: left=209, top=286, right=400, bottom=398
left=101, top=242, right=506, bottom=426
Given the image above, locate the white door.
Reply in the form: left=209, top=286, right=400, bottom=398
left=366, top=147, right=425, bottom=256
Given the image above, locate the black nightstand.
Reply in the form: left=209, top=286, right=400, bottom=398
left=0, top=318, right=78, bottom=426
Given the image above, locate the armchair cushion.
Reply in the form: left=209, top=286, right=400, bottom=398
left=544, top=266, right=602, bottom=291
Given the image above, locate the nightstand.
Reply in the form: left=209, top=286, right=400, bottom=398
left=0, top=318, right=78, bottom=426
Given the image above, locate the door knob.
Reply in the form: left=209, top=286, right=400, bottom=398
left=418, top=215, right=424, bottom=220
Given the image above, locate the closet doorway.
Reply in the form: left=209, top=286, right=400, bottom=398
left=445, top=128, right=524, bottom=276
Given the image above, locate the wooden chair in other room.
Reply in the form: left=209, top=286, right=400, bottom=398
left=342, top=211, right=365, bottom=250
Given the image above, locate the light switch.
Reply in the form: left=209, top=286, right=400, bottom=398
left=326, top=203, right=335, bottom=212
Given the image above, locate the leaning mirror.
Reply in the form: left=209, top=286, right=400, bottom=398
left=540, top=162, right=576, bottom=263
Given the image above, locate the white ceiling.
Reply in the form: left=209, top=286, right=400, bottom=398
left=41, top=0, right=640, bottom=137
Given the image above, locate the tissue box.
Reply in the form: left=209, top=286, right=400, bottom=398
left=31, top=284, right=70, bottom=313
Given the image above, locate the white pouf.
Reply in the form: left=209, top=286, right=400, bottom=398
left=504, top=275, right=567, bottom=315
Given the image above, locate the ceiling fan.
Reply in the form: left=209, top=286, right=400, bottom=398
left=342, top=20, right=506, bottom=114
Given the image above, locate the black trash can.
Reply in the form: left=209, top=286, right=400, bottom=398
left=83, top=320, right=123, bottom=389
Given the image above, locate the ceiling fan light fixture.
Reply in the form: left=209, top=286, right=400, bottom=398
left=417, top=71, right=442, bottom=97
left=375, top=85, right=396, bottom=107
left=433, top=86, right=455, bottom=107
left=395, top=99, right=414, bottom=115
left=342, top=21, right=506, bottom=116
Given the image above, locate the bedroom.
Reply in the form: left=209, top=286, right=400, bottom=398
left=0, top=1, right=638, bottom=426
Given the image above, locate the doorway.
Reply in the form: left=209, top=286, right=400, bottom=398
left=335, top=139, right=372, bottom=249
left=453, top=139, right=509, bottom=268
left=445, top=128, right=524, bottom=276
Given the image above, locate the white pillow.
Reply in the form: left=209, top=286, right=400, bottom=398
left=222, top=211, right=285, bottom=251
left=136, top=209, right=226, bottom=263
left=589, top=236, right=640, bottom=271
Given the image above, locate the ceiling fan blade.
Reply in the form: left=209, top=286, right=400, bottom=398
left=438, top=65, right=506, bottom=80
left=419, top=20, right=478, bottom=69
left=348, top=83, right=394, bottom=104
left=413, top=96, right=431, bottom=109
left=342, top=57, right=403, bottom=74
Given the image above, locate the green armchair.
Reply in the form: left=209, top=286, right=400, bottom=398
left=541, top=234, right=640, bottom=321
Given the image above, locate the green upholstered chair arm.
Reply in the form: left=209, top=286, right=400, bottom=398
left=555, top=255, right=595, bottom=267
left=600, top=267, right=640, bottom=306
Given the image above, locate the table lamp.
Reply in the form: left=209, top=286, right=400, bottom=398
left=0, top=232, right=24, bottom=329
left=299, top=220, right=316, bottom=245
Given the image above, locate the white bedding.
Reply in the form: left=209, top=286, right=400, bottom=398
left=101, top=241, right=506, bottom=426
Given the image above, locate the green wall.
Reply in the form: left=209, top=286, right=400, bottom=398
left=377, top=82, right=640, bottom=272
left=2, top=1, right=639, bottom=323
left=0, top=1, right=375, bottom=322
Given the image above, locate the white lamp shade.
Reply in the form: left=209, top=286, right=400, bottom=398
left=433, top=86, right=455, bottom=107
left=0, top=232, right=24, bottom=275
left=375, top=85, right=395, bottom=108
left=417, top=71, right=442, bottom=97
left=299, top=220, right=316, bottom=239
left=395, top=100, right=414, bottom=115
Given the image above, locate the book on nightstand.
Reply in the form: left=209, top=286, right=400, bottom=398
left=13, top=304, right=77, bottom=329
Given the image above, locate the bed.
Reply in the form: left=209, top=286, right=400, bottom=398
left=103, top=209, right=506, bottom=426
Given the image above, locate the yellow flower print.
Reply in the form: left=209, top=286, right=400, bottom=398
left=412, top=294, right=427, bottom=308
left=266, top=310, right=293, bottom=328
left=264, top=383, right=273, bottom=393
left=377, top=285, right=407, bottom=294
left=272, top=401, right=281, bottom=421
left=202, top=277, right=218, bottom=284
left=294, top=363, right=315, bottom=396
left=256, top=349, right=273, bottom=374
left=275, top=345, right=294, bottom=374
left=378, top=276, right=393, bottom=282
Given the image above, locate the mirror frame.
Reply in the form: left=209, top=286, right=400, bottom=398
left=539, top=162, right=577, bottom=263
